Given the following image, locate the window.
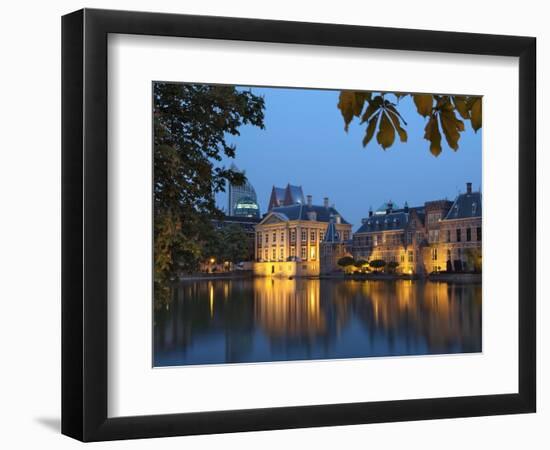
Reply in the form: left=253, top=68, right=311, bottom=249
left=373, top=235, right=378, bottom=246
left=466, top=227, right=471, bottom=241
left=447, top=249, right=451, bottom=261
left=310, top=230, right=316, bottom=242
left=272, top=232, right=276, bottom=243
left=447, top=229, right=451, bottom=242
left=280, top=231, right=285, bottom=242
left=301, top=246, right=307, bottom=260
left=400, top=254, right=405, bottom=263
left=290, top=229, right=296, bottom=242
left=477, top=227, right=482, bottom=241
left=319, top=231, right=324, bottom=241
left=408, top=251, right=414, bottom=263
left=456, top=229, right=461, bottom=242
left=310, top=246, right=317, bottom=260
left=301, top=229, right=307, bottom=241
left=290, top=246, right=295, bottom=257
left=257, top=233, right=262, bottom=248
left=472, top=202, right=477, bottom=215
left=265, top=233, right=269, bottom=244
left=343, top=231, right=349, bottom=241
left=280, top=247, right=284, bottom=260
left=272, top=248, right=276, bottom=260
left=431, top=247, right=438, bottom=261
left=366, top=236, right=372, bottom=246
left=407, top=232, right=413, bottom=243
left=264, top=249, right=268, bottom=261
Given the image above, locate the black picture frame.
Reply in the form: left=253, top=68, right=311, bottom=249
left=62, top=8, right=536, bottom=442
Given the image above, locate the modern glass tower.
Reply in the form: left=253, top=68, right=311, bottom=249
left=227, top=164, right=260, bottom=218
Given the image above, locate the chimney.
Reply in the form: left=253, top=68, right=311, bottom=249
left=466, top=182, right=472, bottom=194
left=323, top=197, right=329, bottom=208
left=368, top=206, right=373, bottom=218
left=307, top=195, right=312, bottom=207
left=386, top=201, right=393, bottom=215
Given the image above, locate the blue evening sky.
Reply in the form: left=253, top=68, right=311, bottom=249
left=216, top=86, right=482, bottom=230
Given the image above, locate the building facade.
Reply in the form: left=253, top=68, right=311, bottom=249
left=254, top=195, right=352, bottom=277
left=352, top=183, right=482, bottom=275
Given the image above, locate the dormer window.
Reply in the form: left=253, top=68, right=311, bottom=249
left=472, top=202, right=477, bottom=214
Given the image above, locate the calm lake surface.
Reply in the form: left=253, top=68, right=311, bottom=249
left=153, top=278, right=481, bottom=367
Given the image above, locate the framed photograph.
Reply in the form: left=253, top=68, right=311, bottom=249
left=62, top=8, right=536, bottom=441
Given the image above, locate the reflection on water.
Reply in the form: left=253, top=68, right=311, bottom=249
left=154, top=278, right=481, bottom=366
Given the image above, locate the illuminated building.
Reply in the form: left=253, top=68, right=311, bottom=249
left=352, top=182, right=482, bottom=274
left=254, top=194, right=352, bottom=277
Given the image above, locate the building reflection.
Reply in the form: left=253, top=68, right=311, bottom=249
left=153, top=278, right=481, bottom=366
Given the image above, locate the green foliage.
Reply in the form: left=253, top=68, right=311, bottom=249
left=154, top=82, right=265, bottom=308
left=386, top=261, right=400, bottom=273
left=337, top=256, right=355, bottom=267
left=465, top=247, right=482, bottom=273
left=206, top=224, right=251, bottom=265
left=369, top=259, right=386, bottom=271
left=338, top=91, right=482, bottom=156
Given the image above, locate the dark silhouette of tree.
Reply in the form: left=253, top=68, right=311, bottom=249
left=338, top=91, right=482, bottom=156
left=154, top=82, right=265, bottom=307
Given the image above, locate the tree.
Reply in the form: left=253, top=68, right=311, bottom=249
left=154, top=82, right=265, bottom=307
left=219, top=224, right=251, bottom=265
left=369, top=259, right=386, bottom=272
left=465, top=248, right=482, bottom=273
left=337, top=256, right=356, bottom=273
left=354, top=258, right=369, bottom=271
left=337, top=91, right=482, bottom=156
left=386, top=261, right=399, bottom=273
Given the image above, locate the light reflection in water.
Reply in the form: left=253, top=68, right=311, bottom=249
left=154, top=278, right=481, bottom=366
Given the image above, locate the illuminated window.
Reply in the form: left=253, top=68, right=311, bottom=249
left=310, top=246, right=317, bottom=260
left=290, top=246, right=295, bottom=257
left=290, top=229, right=296, bottom=242
left=310, top=230, right=316, bottom=242
left=319, top=231, right=324, bottom=241
left=264, top=249, right=268, bottom=260
left=280, top=247, right=284, bottom=260
left=301, top=229, right=307, bottom=241
left=272, top=248, right=276, bottom=260
left=431, top=247, right=438, bottom=261
left=280, top=231, right=285, bottom=242
left=408, top=251, right=414, bottom=263
left=265, top=233, right=269, bottom=243
left=301, top=246, right=307, bottom=260
left=272, top=232, right=276, bottom=243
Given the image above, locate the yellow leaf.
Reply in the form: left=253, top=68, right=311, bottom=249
left=338, top=91, right=369, bottom=131
left=362, top=116, right=378, bottom=147
left=413, top=94, right=433, bottom=117
left=386, top=110, right=407, bottom=143
left=376, top=113, right=395, bottom=149
left=440, top=110, right=464, bottom=150
left=453, top=96, right=470, bottom=119
left=424, top=116, right=442, bottom=157
left=470, top=97, right=482, bottom=132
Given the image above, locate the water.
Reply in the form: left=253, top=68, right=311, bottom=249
left=153, top=278, right=481, bottom=367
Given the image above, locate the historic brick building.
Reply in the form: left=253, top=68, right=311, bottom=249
left=254, top=195, right=352, bottom=277
left=352, top=183, right=482, bottom=275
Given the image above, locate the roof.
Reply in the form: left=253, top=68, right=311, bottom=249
left=356, top=211, right=409, bottom=233
left=323, top=221, right=341, bottom=243
left=268, top=204, right=350, bottom=224
left=374, top=201, right=400, bottom=215
left=285, top=184, right=305, bottom=205
left=273, top=187, right=286, bottom=202
left=444, top=191, right=482, bottom=220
